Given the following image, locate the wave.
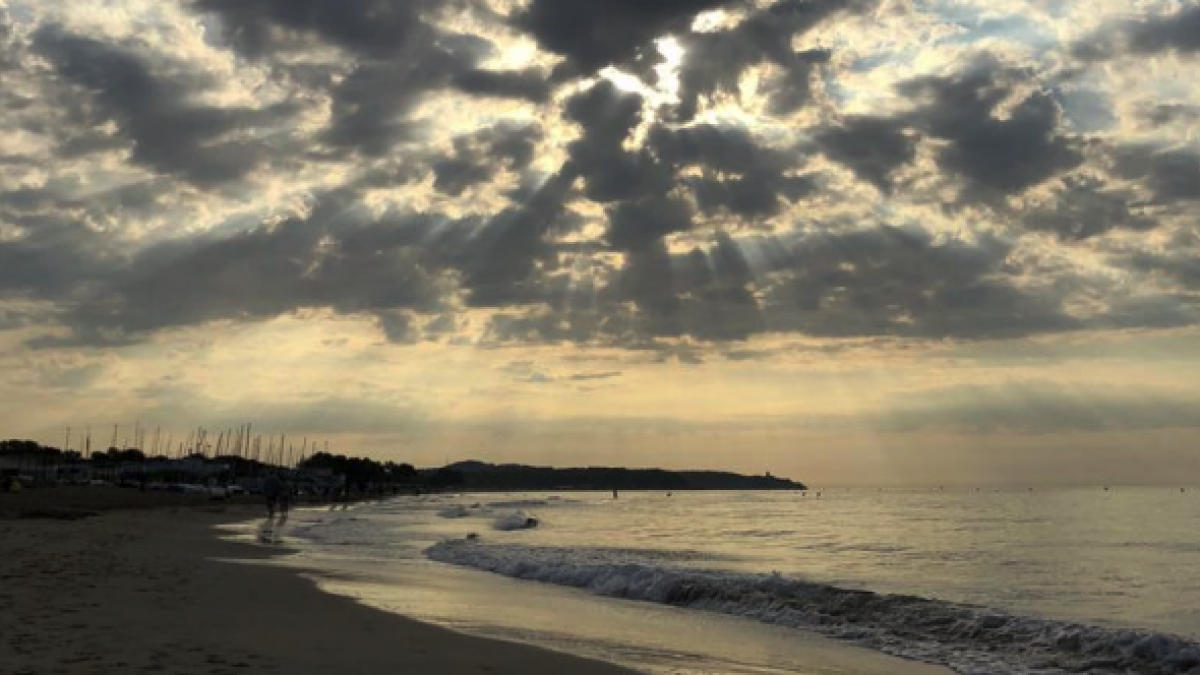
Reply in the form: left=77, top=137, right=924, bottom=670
left=485, top=499, right=555, bottom=509
left=492, top=511, right=540, bottom=531
left=437, top=505, right=473, bottom=519
left=426, top=541, right=1200, bottom=674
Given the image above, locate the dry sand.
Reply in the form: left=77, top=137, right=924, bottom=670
left=0, top=488, right=637, bottom=675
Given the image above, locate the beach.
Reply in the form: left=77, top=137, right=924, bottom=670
left=0, top=489, right=959, bottom=675
left=0, top=490, right=638, bottom=675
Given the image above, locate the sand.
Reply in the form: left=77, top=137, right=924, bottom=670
left=0, top=489, right=637, bottom=675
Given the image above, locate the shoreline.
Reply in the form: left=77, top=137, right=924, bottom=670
left=0, top=490, right=638, bottom=675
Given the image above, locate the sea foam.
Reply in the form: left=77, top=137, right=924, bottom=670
left=492, top=511, right=540, bottom=531
left=426, top=540, right=1200, bottom=675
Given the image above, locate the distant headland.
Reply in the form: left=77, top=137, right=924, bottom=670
left=426, top=460, right=806, bottom=492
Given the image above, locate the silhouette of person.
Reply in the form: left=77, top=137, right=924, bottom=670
left=262, top=472, right=284, bottom=518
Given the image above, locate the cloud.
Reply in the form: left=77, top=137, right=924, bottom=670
left=318, top=41, right=486, bottom=157
left=511, top=0, right=732, bottom=78
left=1110, top=145, right=1200, bottom=204
left=674, top=0, right=871, bottom=120
left=879, top=380, right=1200, bottom=434
left=31, top=26, right=285, bottom=187
left=432, top=122, right=543, bottom=196
left=192, top=0, right=520, bottom=157
left=507, top=368, right=623, bottom=385
left=814, top=115, right=916, bottom=192
left=38, top=193, right=455, bottom=346
left=458, top=169, right=579, bottom=307
left=192, top=0, right=437, bottom=58
left=3, top=0, right=1199, bottom=358
left=758, top=226, right=1079, bottom=340
left=452, top=67, right=554, bottom=103
left=1074, top=5, right=1200, bottom=61
left=898, top=55, right=1082, bottom=198
left=606, top=197, right=695, bottom=251
left=562, top=81, right=812, bottom=251
left=648, top=123, right=813, bottom=217
left=567, top=371, right=622, bottom=381
left=1020, top=176, right=1155, bottom=240
left=563, top=81, right=670, bottom=204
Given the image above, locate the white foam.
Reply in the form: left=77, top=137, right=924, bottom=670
left=486, top=499, right=551, bottom=509
left=437, top=505, right=472, bottom=519
left=492, top=511, right=540, bottom=531
left=427, top=541, right=1200, bottom=675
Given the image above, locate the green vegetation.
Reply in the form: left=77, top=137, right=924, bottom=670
left=299, top=452, right=418, bottom=485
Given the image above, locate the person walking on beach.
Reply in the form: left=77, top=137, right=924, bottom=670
left=278, top=474, right=292, bottom=518
left=262, top=472, right=285, bottom=518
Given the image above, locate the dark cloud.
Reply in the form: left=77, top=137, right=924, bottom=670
left=512, top=0, right=732, bottom=77
left=760, top=226, right=1078, bottom=339
left=1021, top=176, right=1155, bottom=241
left=562, top=82, right=812, bottom=252
left=458, top=170, right=579, bottom=307
left=320, top=38, right=486, bottom=156
left=815, top=115, right=917, bottom=192
left=588, top=223, right=1077, bottom=346
left=0, top=222, right=109, bottom=300
left=31, top=27, right=284, bottom=186
left=0, top=304, right=43, bottom=332
left=1127, top=5, right=1200, bottom=55
left=193, top=0, right=517, bottom=157
left=649, top=123, right=813, bottom=217
left=375, top=310, right=421, bottom=344
left=452, top=67, right=553, bottom=103
left=1111, top=145, right=1200, bottom=204
left=606, top=197, right=695, bottom=251
left=1136, top=102, right=1200, bottom=127
left=193, top=0, right=434, bottom=57
left=0, top=181, right=145, bottom=301
left=1074, top=5, right=1200, bottom=60
left=36, top=194, right=456, bottom=346
left=432, top=123, right=542, bottom=196
left=567, top=371, right=623, bottom=381
left=675, top=0, right=870, bottom=120
left=899, top=57, right=1082, bottom=197
left=562, top=82, right=674, bottom=205
left=587, top=235, right=749, bottom=344
left=1124, top=247, right=1200, bottom=293
left=0, top=7, right=17, bottom=71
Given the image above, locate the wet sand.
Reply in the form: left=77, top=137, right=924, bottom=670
left=0, top=488, right=637, bottom=675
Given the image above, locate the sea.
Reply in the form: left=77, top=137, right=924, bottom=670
left=232, top=488, right=1200, bottom=674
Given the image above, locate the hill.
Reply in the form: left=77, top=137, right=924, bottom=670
left=428, top=461, right=806, bottom=491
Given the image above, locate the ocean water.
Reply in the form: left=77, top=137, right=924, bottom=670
left=257, top=488, right=1200, bottom=674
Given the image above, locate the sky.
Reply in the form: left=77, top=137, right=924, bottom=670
left=1, top=0, right=1199, bottom=486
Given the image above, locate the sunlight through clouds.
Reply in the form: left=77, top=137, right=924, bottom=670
left=0, top=0, right=1198, bottom=483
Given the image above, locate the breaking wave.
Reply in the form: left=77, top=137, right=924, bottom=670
left=427, top=540, right=1200, bottom=674
left=492, top=511, right=540, bottom=531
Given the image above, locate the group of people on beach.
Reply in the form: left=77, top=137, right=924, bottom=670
left=260, top=472, right=361, bottom=518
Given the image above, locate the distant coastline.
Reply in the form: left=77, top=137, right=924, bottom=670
left=2, top=439, right=806, bottom=495
left=423, top=460, right=807, bottom=492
